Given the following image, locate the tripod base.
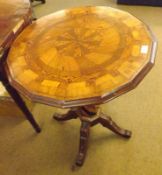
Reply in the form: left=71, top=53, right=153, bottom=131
left=53, top=105, right=131, bottom=166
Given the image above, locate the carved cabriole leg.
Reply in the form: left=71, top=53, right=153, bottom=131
left=53, top=105, right=131, bottom=167
left=53, top=105, right=98, bottom=121
left=75, top=120, right=90, bottom=166
left=91, top=112, right=131, bottom=138
left=53, top=109, right=79, bottom=121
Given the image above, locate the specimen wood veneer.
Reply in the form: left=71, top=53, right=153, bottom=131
left=6, top=6, right=157, bottom=108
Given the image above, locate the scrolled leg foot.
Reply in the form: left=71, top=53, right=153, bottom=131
left=98, top=112, right=132, bottom=138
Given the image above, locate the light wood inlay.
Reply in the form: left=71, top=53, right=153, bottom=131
left=6, top=6, right=157, bottom=108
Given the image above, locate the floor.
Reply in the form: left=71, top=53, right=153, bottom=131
left=0, top=0, right=162, bottom=175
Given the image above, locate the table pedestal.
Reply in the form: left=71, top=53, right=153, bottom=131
left=54, top=105, right=131, bottom=166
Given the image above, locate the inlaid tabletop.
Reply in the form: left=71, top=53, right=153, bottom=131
left=0, top=0, right=31, bottom=54
left=6, top=6, right=157, bottom=108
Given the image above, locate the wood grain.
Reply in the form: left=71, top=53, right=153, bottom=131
left=6, top=6, right=157, bottom=108
left=0, top=0, right=31, bottom=98
left=0, top=0, right=31, bottom=53
left=0, top=0, right=34, bottom=116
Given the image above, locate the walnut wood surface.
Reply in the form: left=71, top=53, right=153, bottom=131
left=0, top=0, right=32, bottom=109
left=6, top=6, right=157, bottom=108
left=54, top=105, right=131, bottom=166
left=0, top=0, right=31, bottom=53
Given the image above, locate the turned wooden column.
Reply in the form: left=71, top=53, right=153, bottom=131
left=54, top=105, right=131, bottom=166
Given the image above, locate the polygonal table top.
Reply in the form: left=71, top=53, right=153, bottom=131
left=6, top=6, right=157, bottom=108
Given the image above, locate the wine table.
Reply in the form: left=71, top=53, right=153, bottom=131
left=6, top=6, right=157, bottom=166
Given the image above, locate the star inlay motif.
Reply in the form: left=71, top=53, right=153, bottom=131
left=53, top=28, right=102, bottom=58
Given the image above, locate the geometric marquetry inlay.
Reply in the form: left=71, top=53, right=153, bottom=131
left=6, top=6, right=157, bottom=108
